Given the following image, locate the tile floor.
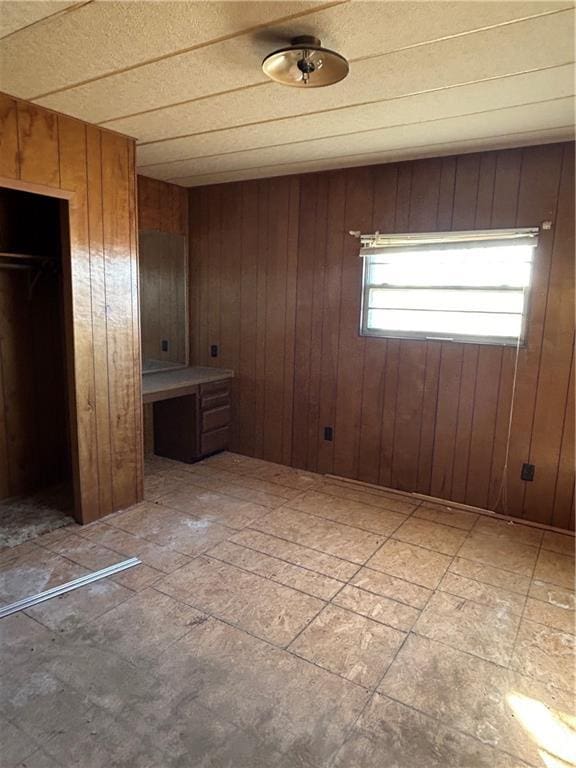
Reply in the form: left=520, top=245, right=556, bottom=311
left=0, top=451, right=574, bottom=768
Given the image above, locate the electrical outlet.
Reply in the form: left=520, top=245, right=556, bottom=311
left=521, top=463, right=535, bottom=482
left=210, top=344, right=219, bottom=358
left=324, top=426, right=333, bottom=441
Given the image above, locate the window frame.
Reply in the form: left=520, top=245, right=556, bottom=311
left=359, top=240, right=534, bottom=347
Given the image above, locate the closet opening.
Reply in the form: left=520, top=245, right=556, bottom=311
left=0, top=184, right=75, bottom=547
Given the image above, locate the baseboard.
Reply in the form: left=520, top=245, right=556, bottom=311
left=325, top=474, right=575, bottom=538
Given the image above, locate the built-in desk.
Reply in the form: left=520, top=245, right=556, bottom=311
left=142, top=366, right=234, bottom=462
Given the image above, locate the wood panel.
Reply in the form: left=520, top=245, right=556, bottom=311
left=0, top=91, right=143, bottom=523
left=189, top=142, right=575, bottom=531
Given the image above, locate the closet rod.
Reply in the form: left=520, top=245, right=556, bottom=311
left=0, top=262, right=34, bottom=271
left=0, top=251, right=51, bottom=262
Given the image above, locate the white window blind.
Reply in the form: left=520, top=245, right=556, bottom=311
left=360, top=228, right=538, bottom=346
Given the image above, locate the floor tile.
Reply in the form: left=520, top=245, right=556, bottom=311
left=366, top=539, right=451, bottom=589
left=457, top=532, right=538, bottom=577
left=526, top=598, right=574, bottom=640
left=533, top=548, right=575, bottom=589
left=511, top=618, right=575, bottom=692
left=316, top=480, right=417, bottom=514
left=529, top=579, right=575, bottom=610
left=155, top=555, right=323, bottom=646
left=156, top=616, right=369, bottom=764
left=288, top=490, right=406, bottom=536
left=438, top=571, right=525, bottom=615
left=542, top=531, right=574, bottom=557
left=155, top=486, right=270, bottom=529
left=0, top=613, right=56, bottom=678
left=0, top=540, right=44, bottom=568
left=106, top=502, right=231, bottom=556
left=79, top=522, right=191, bottom=573
left=391, top=517, right=468, bottom=555
left=289, top=604, right=405, bottom=688
left=473, top=517, right=543, bottom=547
left=126, top=695, right=295, bottom=768
left=112, top=562, right=162, bottom=592
left=13, top=748, right=61, bottom=767
left=1, top=715, right=40, bottom=766
left=331, top=693, right=498, bottom=768
left=0, top=549, right=87, bottom=605
left=380, top=634, right=574, bottom=767
left=248, top=463, right=322, bottom=491
left=84, top=588, right=206, bottom=665
left=414, top=591, right=521, bottom=665
left=230, top=528, right=359, bottom=581
left=199, top=451, right=255, bottom=474
left=332, top=585, right=419, bottom=631
left=178, top=473, right=289, bottom=510
left=42, top=704, right=168, bottom=768
left=349, top=566, right=433, bottom=609
left=206, top=539, right=342, bottom=599
left=449, top=556, right=531, bottom=595
left=25, top=578, right=133, bottom=632
left=0, top=666, right=96, bottom=742
left=253, top=507, right=384, bottom=564
left=40, top=531, right=132, bottom=569
left=414, top=501, right=478, bottom=530
left=187, top=464, right=303, bottom=500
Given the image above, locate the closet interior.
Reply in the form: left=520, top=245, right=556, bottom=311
left=0, top=186, right=74, bottom=546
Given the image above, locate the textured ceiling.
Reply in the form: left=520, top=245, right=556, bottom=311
left=0, top=0, right=574, bottom=186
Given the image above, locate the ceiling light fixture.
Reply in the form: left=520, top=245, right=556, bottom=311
left=262, top=36, right=348, bottom=88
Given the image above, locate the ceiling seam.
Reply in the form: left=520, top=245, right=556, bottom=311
left=138, top=95, right=574, bottom=169
left=26, top=0, right=350, bottom=101
left=135, top=64, right=575, bottom=151
left=32, top=4, right=573, bottom=120
left=164, top=125, right=574, bottom=183
left=0, top=0, right=93, bottom=43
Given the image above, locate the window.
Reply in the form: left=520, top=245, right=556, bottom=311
left=360, top=229, right=538, bottom=346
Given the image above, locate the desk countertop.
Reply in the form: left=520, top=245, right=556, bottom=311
left=142, top=366, right=234, bottom=403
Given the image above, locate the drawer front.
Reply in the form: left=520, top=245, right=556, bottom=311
left=200, top=380, right=229, bottom=397
left=202, top=405, right=230, bottom=433
left=200, top=391, right=229, bottom=411
left=201, top=426, right=229, bottom=456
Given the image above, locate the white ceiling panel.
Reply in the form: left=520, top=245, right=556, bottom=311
left=172, top=127, right=573, bottom=187
left=0, top=0, right=78, bottom=39
left=137, top=66, right=575, bottom=168
left=28, top=5, right=574, bottom=124
left=150, top=98, right=573, bottom=180
left=0, top=0, right=328, bottom=97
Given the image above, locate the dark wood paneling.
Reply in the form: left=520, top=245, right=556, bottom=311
left=189, top=143, right=575, bottom=531
left=0, top=92, right=143, bottom=523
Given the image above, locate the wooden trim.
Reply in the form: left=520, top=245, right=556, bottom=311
left=0, top=175, right=74, bottom=199
left=326, top=473, right=576, bottom=536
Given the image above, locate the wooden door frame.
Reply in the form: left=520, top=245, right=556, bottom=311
left=0, top=175, right=82, bottom=523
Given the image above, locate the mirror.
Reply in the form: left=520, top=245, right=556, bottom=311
left=139, top=230, right=188, bottom=373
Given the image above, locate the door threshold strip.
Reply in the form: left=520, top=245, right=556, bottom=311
left=0, top=557, right=142, bottom=619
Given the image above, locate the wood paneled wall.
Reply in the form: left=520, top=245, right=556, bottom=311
left=189, top=142, right=575, bottom=531
left=138, top=175, right=188, bottom=236
left=0, top=92, right=143, bottom=523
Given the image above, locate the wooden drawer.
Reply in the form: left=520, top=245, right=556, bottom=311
left=200, top=380, right=229, bottom=397
left=201, top=405, right=230, bottom=433
left=200, top=391, right=229, bottom=411
left=201, top=426, right=229, bottom=456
